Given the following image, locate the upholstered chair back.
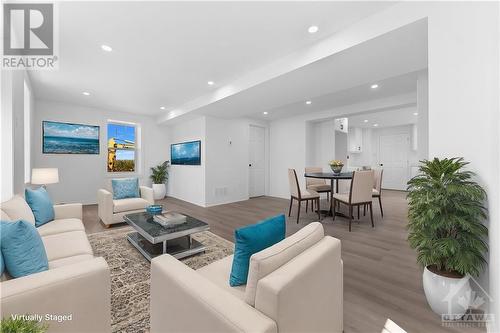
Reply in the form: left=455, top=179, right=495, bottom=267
left=304, top=167, right=326, bottom=187
left=349, top=170, right=374, bottom=204
left=248, top=222, right=343, bottom=333
left=373, top=168, right=383, bottom=192
left=287, top=169, right=301, bottom=198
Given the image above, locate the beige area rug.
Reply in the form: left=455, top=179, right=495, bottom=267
left=88, top=227, right=234, bottom=333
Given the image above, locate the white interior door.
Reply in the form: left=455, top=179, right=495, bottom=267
left=378, top=134, right=410, bottom=190
left=249, top=125, right=266, bottom=197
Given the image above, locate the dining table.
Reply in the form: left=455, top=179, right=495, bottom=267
left=304, top=171, right=353, bottom=218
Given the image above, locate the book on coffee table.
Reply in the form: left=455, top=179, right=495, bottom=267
left=153, top=212, right=187, bottom=227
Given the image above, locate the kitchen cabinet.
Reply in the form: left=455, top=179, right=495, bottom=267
left=348, top=127, right=363, bottom=153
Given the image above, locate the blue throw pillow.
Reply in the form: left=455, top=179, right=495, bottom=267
left=0, top=220, right=49, bottom=278
left=25, top=187, right=55, bottom=227
left=112, top=178, right=140, bottom=200
left=229, top=214, right=286, bottom=287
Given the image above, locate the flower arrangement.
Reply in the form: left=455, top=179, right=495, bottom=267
left=328, top=160, right=344, bottom=167
left=328, top=160, right=344, bottom=174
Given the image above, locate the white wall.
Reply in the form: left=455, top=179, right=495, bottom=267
left=416, top=71, right=429, bottom=160
left=33, top=100, right=169, bottom=204
left=269, top=117, right=306, bottom=198
left=1, top=70, right=35, bottom=202
left=205, top=116, right=269, bottom=207
left=423, top=4, right=499, bottom=321
left=306, top=119, right=335, bottom=171
left=167, top=116, right=269, bottom=207
left=1, top=71, right=14, bottom=202
left=166, top=116, right=206, bottom=206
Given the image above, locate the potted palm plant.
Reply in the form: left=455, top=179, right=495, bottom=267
left=150, top=161, right=170, bottom=200
left=407, top=157, right=488, bottom=318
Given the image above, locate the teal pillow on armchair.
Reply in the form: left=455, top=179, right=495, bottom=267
left=229, top=214, right=286, bottom=287
left=112, top=178, right=140, bottom=200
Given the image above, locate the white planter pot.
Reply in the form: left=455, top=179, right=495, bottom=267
left=152, top=184, right=166, bottom=200
left=422, top=266, right=471, bottom=319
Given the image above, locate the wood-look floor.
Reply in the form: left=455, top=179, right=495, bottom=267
left=82, top=191, right=484, bottom=333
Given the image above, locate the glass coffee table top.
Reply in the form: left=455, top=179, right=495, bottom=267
left=124, top=211, right=210, bottom=261
left=124, top=211, right=209, bottom=243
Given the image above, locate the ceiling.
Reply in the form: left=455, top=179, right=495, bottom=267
left=346, top=106, right=418, bottom=129
left=258, top=71, right=419, bottom=121
left=29, top=1, right=396, bottom=115
left=165, top=18, right=427, bottom=123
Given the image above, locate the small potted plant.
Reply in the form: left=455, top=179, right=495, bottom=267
left=0, top=317, right=48, bottom=333
left=407, top=157, right=488, bottom=318
left=150, top=161, right=170, bottom=200
left=328, top=160, right=344, bottom=174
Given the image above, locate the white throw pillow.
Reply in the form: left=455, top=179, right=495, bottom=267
left=1, top=195, right=36, bottom=225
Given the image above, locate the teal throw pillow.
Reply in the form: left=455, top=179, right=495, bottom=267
left=25, top=187, right=55, bottom=227
left=112, top=178, right=140, bottom=200
left=229, top=214, right=286, bottom=287
left=0, top=220, right=49, bottom=278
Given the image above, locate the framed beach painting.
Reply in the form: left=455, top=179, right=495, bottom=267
left=42, top=121, right=100, bottom=154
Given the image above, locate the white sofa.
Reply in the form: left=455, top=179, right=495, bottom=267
left=97, top=184, right=154, bottom=227
left=0, top=195, right=111, bottom=333
left=150, top=222, right=343, bottom=333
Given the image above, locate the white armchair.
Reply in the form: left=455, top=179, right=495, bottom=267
left=97, top=185, right=154, bottom=227
left=150, top=222, right=343, bottom=333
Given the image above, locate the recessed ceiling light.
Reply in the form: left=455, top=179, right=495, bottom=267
left=371, top=84, right=379, bottom=89
left=82, top=91, right=90, bottom=96
left=373, top=123, right=379, bottom=127
left=207, top=81, right=214, bottom=86
left=101, top=44, right=112, bottom=52
left=160, top=106, right=166, bottom=110
left=263, top=111, right=268, bottom=115
left=308, top=26, right=319, bottom=34
left=364, top=119, right=368, bottom=123
left=413, top=112, right=419, bottom=116
left=305, top=100, right=312, bottom=105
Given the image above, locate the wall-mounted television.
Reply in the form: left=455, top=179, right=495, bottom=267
left=171, top=140, right=201, bottom=165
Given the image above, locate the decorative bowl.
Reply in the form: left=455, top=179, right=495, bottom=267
left=146, top=204, right=163, bottom=215
left=330, top=165, right=343, bottom=174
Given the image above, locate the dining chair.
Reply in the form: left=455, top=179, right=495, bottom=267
left=372, top=168, right=384, bottom=217
left=305, top=167, right=332, bottom=205
left=332, top=170, right=374, bottom=232
left=288, top=168, right=321, bottom=224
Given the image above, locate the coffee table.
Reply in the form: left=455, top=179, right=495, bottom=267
left=124, top=211, right=210, bottom=261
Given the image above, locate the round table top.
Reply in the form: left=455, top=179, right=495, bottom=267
left=304, top=172, right=353, bottom=180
